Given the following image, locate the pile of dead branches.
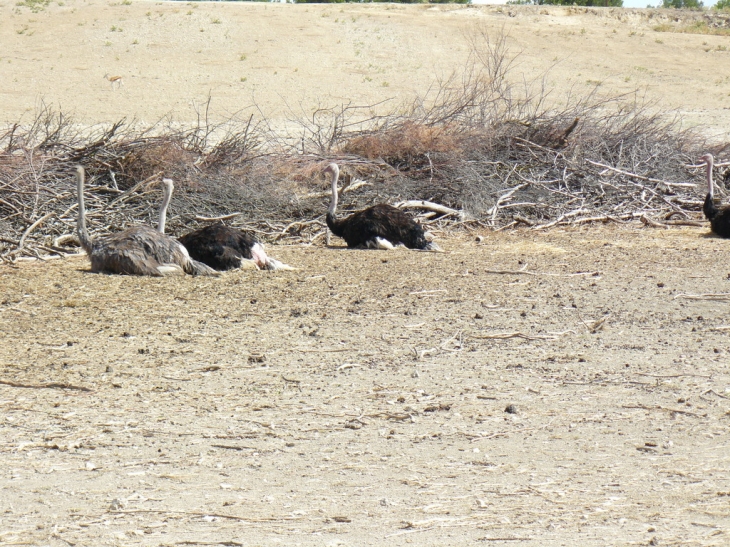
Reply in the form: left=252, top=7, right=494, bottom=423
left=1, top=31, right=728, bottom=263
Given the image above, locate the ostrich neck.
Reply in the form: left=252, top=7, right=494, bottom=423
left=328, top=168, right=339, bottom=218
left=76, top=166, right=92, bottom=252
left=158, top=182, right=173, bottom=234
left=707, top=158, right=714, bottom=199
left=77, top=168, right=86, bottom=234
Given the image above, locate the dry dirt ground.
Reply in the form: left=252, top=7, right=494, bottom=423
left=1, top=1, right=730, bottom=140
left=1, top=226, right=730, bottom=546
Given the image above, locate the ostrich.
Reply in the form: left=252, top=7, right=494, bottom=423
left=324, top=163, right=441, bottom=251
left=701, top=153, right=730, bottom=238
left=177, top=224, right=294, bottom=272
left=75, top=166, right=218, bottom=276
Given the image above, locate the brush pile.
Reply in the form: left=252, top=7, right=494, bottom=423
left=1, top=32, right=727, bottom=263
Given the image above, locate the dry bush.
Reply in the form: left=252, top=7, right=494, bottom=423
left=342, top=121, right=464, bottom=169
left=113, top=138, right=197, bottom=188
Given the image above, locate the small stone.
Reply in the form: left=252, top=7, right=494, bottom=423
left=504, top=404, right=517, bottom=414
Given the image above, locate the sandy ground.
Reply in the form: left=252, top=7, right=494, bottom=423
left=2, top=3, right=730, bottom=546
left=1, top=227, right=730, bottom=546
left=1, top=1, right=729, bottom=141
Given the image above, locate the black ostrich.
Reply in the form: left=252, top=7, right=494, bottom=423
left=701, top=153, right=730, bottom=238
left=324, top=163, right=441, bottom=251
left=177, top=223, right=293, bottom=271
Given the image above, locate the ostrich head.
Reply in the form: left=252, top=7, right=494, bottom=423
left=700, top=153, right=715, bottom=198
left=324, top=163, right=339, bottom=184
left=699, top=153, right=714, bottom=166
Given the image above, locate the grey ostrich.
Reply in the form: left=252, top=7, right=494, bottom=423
left=75, top=166, right=218, bottom=276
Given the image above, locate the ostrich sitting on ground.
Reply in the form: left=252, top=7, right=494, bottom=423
left=177, top=223, right=294, bottom=271
left=75, top=167, right=218, bottom=276
left=324, top=163, right=441, bottom=251
left=701, top=153, right=730, bottom=238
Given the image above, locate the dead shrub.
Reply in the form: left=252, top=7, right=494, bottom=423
left=342, top=122, right=464, bottom=169
left=112, top=138, right=196, bottom=189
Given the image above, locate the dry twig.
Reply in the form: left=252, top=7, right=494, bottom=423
left=0, top=379, right=92, bottom=392
left=674, top=293, right=730, bottom=301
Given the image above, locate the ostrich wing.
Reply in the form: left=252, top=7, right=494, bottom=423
left=91, top=226, right=190, bottom=276
left=178, top=223, right=260, bottom=270
left=340, top=204, right=427, bottom=249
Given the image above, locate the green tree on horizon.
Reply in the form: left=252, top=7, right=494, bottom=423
left=661, top=0, right=703, bottom=7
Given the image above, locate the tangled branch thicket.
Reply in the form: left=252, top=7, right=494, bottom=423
left=1, top=30, right=728, bottom=262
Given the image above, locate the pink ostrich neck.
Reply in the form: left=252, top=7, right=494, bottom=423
left=705, top=154, right=715, bottom=199
left=158, top=179, right=174, bottom=234
left=328, top=164, right=339, bottom=216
